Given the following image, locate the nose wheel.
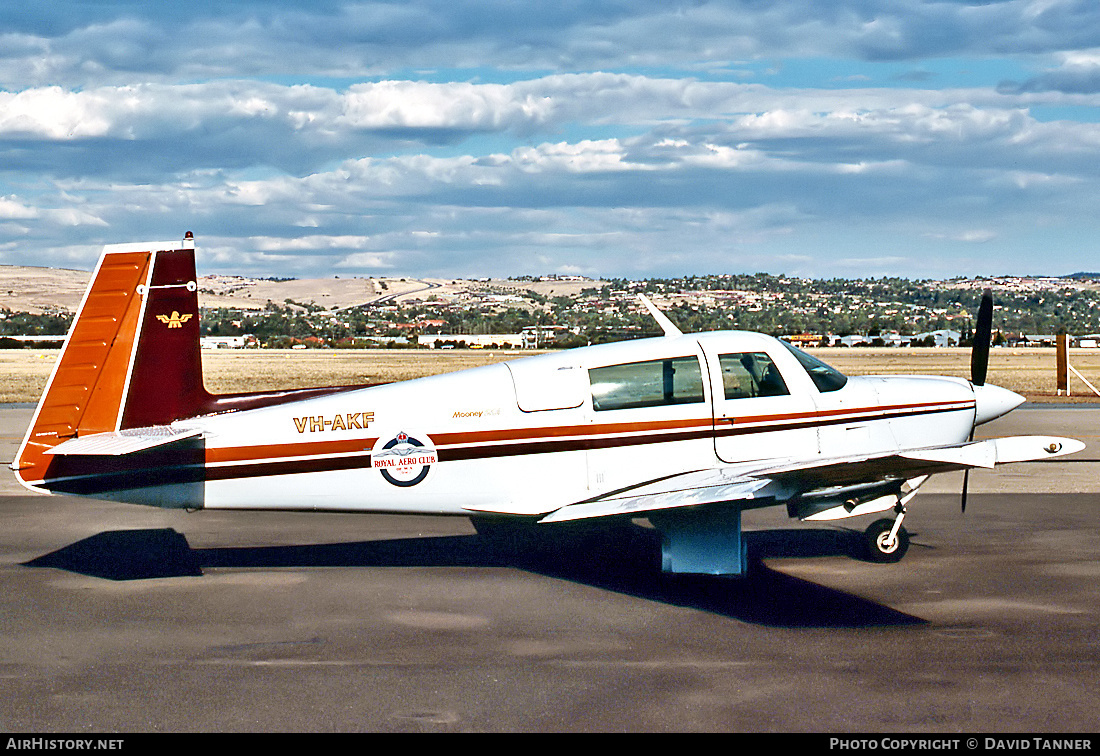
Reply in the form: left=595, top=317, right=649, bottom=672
left=863, top=505, right=909, bottom=563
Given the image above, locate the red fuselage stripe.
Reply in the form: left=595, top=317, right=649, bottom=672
left=211, top=398, right=973, bottom=465
left=29, top=399, right=973, bottom=489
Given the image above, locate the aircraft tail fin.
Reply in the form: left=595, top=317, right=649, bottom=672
left=13, top=234, right=211, bottom=487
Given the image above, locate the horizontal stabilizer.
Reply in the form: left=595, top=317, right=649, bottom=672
left=44, top=426, right=203, bottom=456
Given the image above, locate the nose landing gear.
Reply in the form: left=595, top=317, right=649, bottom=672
left=863, top=503, right=909, bottom=563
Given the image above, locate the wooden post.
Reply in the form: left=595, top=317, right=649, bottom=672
left=1056, top=333, right=1069, bottom=396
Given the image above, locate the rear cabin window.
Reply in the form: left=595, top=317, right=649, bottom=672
left=718, top=352, right=790, bottom=399
left=589, top=356, right=705, bottom=411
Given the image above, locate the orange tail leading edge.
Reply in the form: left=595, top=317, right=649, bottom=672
left=11, top=235, right=210, bottom=490
left=12, top=234, right=363, bottom=496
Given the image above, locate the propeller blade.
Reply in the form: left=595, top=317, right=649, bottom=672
left=961, top=468, right=969, bottom=513
left=970, top=288, right=993, bottom=387
left=964, top=288, right=993, bottom=512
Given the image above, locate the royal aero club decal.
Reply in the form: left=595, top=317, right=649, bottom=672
left=371, top=431, right=438, bottom=487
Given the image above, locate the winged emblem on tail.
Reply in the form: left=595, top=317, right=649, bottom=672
left=156, top=311, right=193, bottom=328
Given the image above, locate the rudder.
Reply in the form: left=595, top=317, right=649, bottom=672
left=13, top=234, right=210, bottom=489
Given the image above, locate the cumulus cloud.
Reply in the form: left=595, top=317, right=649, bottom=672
left=1000, top=48, right=1100, bottom=93
left=3, top=2, right=1100, bottom=89
left=340, top=81, right=554, bottom=131
left=2, top=2, right=1100, bottom=279
left=924, top=229, right=999, bottom=244
left=0, top=196, right=38, bottom=220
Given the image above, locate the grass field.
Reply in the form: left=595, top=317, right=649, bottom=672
left=3, top=346, right=1100, bottom=405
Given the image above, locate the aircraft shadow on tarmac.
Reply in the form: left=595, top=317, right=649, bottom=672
left=24, top=524, right=924, bottom=628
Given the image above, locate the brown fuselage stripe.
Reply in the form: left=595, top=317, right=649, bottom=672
left=34, top=399, right=975, bottom=490
left=208, top=398, right=972, bottom=464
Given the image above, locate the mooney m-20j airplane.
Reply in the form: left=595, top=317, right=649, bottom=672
left=11, top=235, right=1085, bottom=575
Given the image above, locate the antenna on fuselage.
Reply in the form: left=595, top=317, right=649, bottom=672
left=638, top=294, right=683, bottom=338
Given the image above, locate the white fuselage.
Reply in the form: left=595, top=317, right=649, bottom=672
left=140, top=332, right=981, bottom=517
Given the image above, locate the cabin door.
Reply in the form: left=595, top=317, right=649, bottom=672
left=702, top=344, right=819, bottom=465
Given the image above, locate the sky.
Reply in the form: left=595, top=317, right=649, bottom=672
left=2, top=1, right=1100, bottom=281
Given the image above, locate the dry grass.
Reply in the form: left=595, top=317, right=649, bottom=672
left=3, top=346, right=1100, bottom=405
left=0, top=351, right=64, bottom=404
left=198, top=348, right=521, bottom=393
left=0, top=348, right=521, bottom=404
left=818, top=347, right=1100, bottom=402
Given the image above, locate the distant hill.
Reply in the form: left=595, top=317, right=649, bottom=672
left=0, top=264, right=603, bottom=315
left=1063, top=272, right=1100, bottom=280
left=0, top=266, right=90, bottom=314
left=0, top=264, right=430, bottom=314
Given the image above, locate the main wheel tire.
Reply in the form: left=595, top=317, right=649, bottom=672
left=863, top=518, right=909, bottom=563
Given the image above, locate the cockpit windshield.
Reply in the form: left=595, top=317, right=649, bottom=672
left=779, top=340, right=848, bottom=392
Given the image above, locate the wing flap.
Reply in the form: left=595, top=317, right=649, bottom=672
left=539, top=477, right=770, bottom=524
left=44, top=426, right=203, bottom=456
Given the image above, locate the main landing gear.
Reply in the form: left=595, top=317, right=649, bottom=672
left=863, top=502, right=910, bottom=563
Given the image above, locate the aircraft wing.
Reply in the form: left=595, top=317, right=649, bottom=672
left=757, top=435, right=1083, bottom=488
left=536, top=435, right=1083, bottom=524
left=539, top=473, right=774, bottom=523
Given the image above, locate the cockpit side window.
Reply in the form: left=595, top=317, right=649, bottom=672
left=718, top=352, right=790, bottom=399
left=779, top=340, right=848, bottom=392
left=589, top=356, right=705, bottom=411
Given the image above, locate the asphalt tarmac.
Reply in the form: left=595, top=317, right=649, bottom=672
left=1, top=404, right=1098, bottom=733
